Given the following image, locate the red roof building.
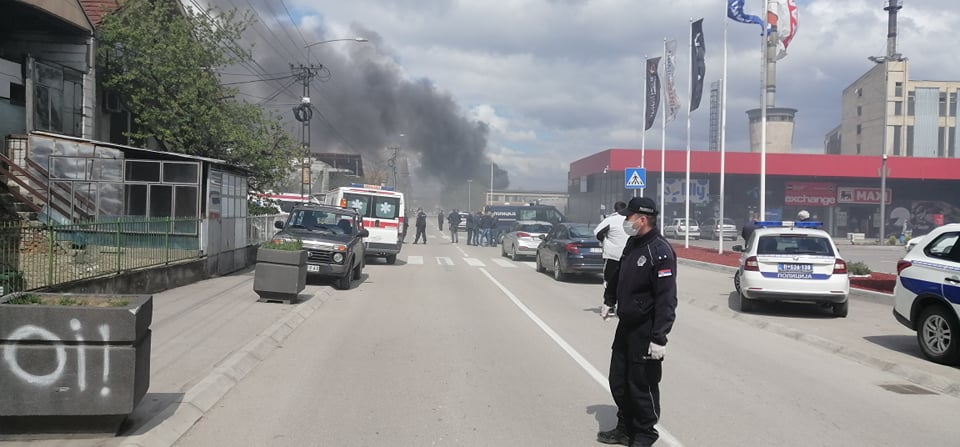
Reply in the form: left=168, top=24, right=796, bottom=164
left=567, top=149, right=960, bottom=239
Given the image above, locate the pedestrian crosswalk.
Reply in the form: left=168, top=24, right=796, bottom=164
left=379, top=255, right=536, bottom=269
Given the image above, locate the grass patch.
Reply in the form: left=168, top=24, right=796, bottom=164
left=4, top=295, right=130, bottom=307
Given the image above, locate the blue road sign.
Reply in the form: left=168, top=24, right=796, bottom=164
left=625, top=168, right=646, bottom=189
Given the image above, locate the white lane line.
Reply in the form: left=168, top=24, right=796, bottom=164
left=464, top=258, right=486, bottom=267
left=490, top=258, right=516, bottom=268
left=406, top=256, right=423, bottom=265
left=477, top=268, right=685, bottom=447
left=436, top=257, right=454, bottom=266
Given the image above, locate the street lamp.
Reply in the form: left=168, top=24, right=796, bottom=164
left=601, top=165, right=609, bottom=217
left=880, top=153, right=888, bottom=245
left=467, top=179, right=473, bottom=211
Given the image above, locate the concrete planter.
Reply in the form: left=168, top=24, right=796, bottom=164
left=253, top=248, right=307, bottom=303
left=0, top=292, right=152, bottom=434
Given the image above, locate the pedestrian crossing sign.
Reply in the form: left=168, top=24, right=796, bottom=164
left=624, top=168, right=646, bottom=189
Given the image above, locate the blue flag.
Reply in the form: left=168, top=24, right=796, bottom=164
left=727, top=0, right=765, bottom=32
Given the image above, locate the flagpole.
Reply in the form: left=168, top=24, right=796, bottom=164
left=684, top=18, right=693, bottom=249
left=720, top=4, right=729, bottom=254
left=760, top=0, right=768, bottom=221
left=660, top=40, right=667, bottom=231
left=640, top=55, right=647, bottom=199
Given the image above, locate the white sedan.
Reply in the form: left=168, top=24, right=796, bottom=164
left=733, top=222, right=850, bottom=317
left=500, top=220, right=553, bottom=260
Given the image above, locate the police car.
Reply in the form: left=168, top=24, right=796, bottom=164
left=733, top=221, right=850, bottom=317
left=893, top=223, right=960, bottom=365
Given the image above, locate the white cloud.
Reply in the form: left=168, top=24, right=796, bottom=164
left=228, top=0, right=960, bottom=190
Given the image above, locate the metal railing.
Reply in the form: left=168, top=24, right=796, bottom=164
left=0, top=217, right=202, bottom=292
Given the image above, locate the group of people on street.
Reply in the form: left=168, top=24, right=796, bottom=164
left=593, top=197, right=679, bottom=447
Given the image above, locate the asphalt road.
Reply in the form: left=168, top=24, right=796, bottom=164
left=174, top=228, right=960, bottom=447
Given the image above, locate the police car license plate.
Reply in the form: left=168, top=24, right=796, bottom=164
left=307, top=265, right=320, bottom=273
left=589, top=248, right=602, bottom=253
left=778, top=263, right=813, bottom=272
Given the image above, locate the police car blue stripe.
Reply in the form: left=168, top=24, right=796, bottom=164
left=900, top=276, right=946, bottom=299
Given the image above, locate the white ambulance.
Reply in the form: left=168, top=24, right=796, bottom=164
left=326, top=184, right=405, bottom=264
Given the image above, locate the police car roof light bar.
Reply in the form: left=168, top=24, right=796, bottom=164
left=755, top=221, right=824, bottom=229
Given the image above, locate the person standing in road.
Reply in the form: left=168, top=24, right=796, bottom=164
left=448, top=209, right=461, bottom=243
left=413, top=208, right=428, bottom=244
left=741, top=213, right=758, bottom=245
left=402, top=210, right=410, bottom=243
left=594, top=201, right=628, bottom=308
left=598, top=197, right=678, bottom=447
left=438, top=209, right=445, bottom=231
left=465, top=212, right=476, bottom=246
left=472, top=211, right=483, bottom=246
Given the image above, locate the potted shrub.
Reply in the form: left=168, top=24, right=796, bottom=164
left=0, top=292, right=152, bottom=434
left=253, top=238, right=306, bottom=303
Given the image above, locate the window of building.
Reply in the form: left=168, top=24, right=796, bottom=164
left=940, top=92, right=948, bottom=117
left=939, top=127, right=947, bottom=157
left=857, top=106, right=862, bottom=117
left=856, top=124, right=862, bottom=135
left=907, top=126, right=914, bottom=156
left=34, top=61, right=83, bottom=137
left=856, top=143, right=861, bottom=154
left=857, top=88, right=863, bottom=97
left=893, top=125, right=902, bottom=155
left=894, top=101, right=903, bottom=116
left=950, top=127, right=957, bottom=157
left=951, top=92, right=958, bottom=117
left=908, top=91, right=915, bottom=116
left=895, top=82, right=903, bottom=97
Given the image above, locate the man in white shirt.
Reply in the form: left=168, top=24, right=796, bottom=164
left=594, top=201, right=628, bottom=312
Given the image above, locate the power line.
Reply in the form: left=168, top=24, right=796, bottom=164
left=222, top=74, right=294, bottom=86
left=279, top=0, right=309, bottom=48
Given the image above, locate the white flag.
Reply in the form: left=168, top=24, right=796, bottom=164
left=664, top=40, right=680, bottom=122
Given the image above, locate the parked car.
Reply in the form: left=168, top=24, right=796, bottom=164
left=500, top=220, right=553, bottom=260
left=701, top=217, right=738, bottom=240
left=905, top=234, right=926, bottom=253
left=893, top=223, right=960, bottom=365
left=273, top=204, right=369, bottom=290
left=664, top=218, right=701, bottom=239
left=732, top=221, right=849, bottom=317
left=535, top=223, right=604, bottom=281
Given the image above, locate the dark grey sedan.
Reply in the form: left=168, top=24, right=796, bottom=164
left=535, top=223, right=604, bottom=281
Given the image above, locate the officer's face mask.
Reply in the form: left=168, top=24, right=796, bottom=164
left=623, top=216, right=640, bottom=237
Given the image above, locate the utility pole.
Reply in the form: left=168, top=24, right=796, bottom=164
left=388, top=146, right=399, bottom=188
left=291, top=63, right=322, bottom=201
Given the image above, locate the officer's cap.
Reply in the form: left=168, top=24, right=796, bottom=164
left=618, top=197, right=658, bottom=217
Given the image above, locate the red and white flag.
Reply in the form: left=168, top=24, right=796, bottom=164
left=768, top=0, right=798, bottom=60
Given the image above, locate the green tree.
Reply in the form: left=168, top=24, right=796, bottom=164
left=95, top=0, right=294, bottom=189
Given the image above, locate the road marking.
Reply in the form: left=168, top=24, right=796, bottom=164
left=406, top=256, right=423, bottom=265
left=436, top=257, right=454, bottom=266
left=477, top=268, right=685, bottom=447
left=464, top=258, right=486, bottom=267
left=490, top=258, right=516, bottom=268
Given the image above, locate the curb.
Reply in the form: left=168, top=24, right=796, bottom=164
left=117, top=289, right=331, bottom=447
left=675, top=258, right=960, bottom=399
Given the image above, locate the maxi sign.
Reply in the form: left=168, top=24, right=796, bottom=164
left=837, top=186, right=892, bottom=205
left=784, top=182, right=837, bottom=207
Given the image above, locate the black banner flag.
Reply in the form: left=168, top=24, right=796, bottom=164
left=690, top=18, right=706, bottom=112
left=645, top=57, right=661, bottom=131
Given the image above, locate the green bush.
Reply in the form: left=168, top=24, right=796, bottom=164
left=847, top=261, right=872, bottom=275
left=887, top=235, right=899, bottom=246
left=263, top=238, right=303, bottom=251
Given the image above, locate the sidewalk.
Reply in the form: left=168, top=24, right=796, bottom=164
left=4, top=269, right=333, bottom=447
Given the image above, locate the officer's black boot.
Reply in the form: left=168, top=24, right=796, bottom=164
left=596, top=427, right=631, bottom=446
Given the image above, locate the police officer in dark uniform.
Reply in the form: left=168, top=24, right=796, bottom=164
left=597, top=197, right=678, bottom=447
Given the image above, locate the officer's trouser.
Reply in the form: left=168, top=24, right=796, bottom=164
left=450, top=227, right=459, bottom=243
left=414, top=228, right=427, bottom=243
left=608, top=329, right=662, bottom=445
left=602, top=259, right=621, bottom=303
left=466, top=228, right=474, bottom=244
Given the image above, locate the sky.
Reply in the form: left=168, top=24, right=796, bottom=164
left=196, top=0, right=960, bottom=192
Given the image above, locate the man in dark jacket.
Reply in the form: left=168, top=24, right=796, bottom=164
left=447, top=210, right=461, bottom=243
left=413, top=208, right=428, bottom=244
left=598, top=197, right=678, bottom=447
left=465, top=212, right=475, bottom=246
left=438, top=209, right=445, bottom=231
left=741, top=212, right=759, bottom=245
